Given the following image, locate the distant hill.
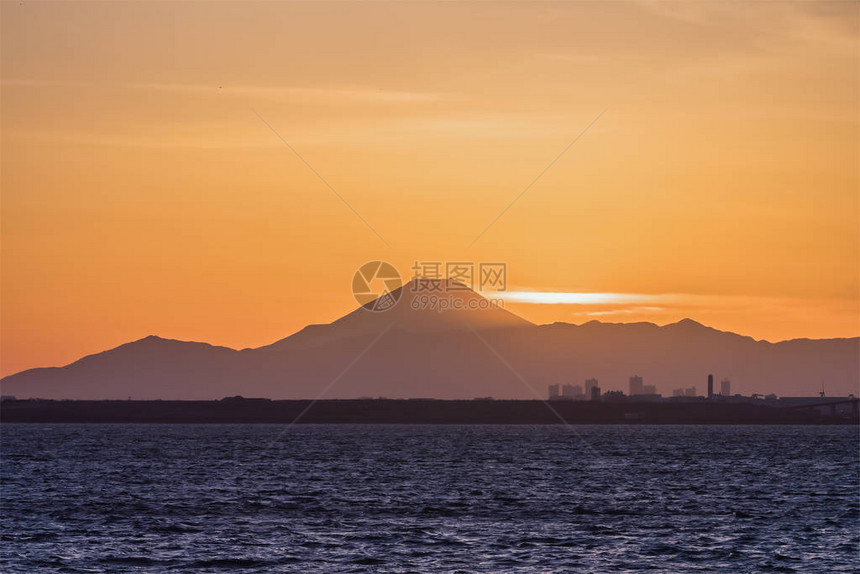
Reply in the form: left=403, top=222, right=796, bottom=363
left=2, top=281, right=857, bottom=399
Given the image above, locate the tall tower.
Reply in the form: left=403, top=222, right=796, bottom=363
left=584, top=378, right=598, bottom=398
left=707, top=374, right=714, bottom=399
left=629, top=375, right=644, bottom=396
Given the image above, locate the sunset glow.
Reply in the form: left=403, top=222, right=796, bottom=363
left=2, top=1, right=858, bottom=376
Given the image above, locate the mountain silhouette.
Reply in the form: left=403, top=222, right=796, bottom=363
left=257, top=279, right=532, bottom=353
left=2, top=284, right=857, bottom=399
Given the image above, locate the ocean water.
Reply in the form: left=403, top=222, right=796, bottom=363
left=1, top=424, right=857, bottom=573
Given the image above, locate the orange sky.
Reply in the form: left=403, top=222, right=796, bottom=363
left=2, top=1, right=858, bottom=377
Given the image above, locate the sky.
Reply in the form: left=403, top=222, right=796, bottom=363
left=1, top=1, right=858, bottom=377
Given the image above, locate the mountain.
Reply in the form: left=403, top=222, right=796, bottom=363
left=2, top=284, right=857, bottom=400
left=255, top=279, right=532, bottom=352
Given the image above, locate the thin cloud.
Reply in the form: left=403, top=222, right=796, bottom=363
left=1, top=78, right=446, bottom=104
left=5, top=130, right=275, bottom=150
left=491, top=291, right=856, bottom=312
left=494, top=292, right=672, bottom=305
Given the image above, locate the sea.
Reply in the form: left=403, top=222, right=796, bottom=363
left=1, top=424, right=858, bottom=572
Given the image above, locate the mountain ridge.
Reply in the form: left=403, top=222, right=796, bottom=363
left=2, top=285, right=857, bottom=400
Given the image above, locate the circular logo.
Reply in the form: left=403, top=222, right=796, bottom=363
left=351, top=261, right=403, bottom=312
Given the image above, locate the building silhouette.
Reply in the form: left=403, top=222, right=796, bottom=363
left=721, top=378, right=731, bottom=396
left=562, top=384, right=584, bottom=399
left=585, top=378, right=599, bottom=398
left=548, top=384, right=560, bottom=399
left=629, top=375, right=644, bottom=396
left=708, top=374, right=714, bottom=399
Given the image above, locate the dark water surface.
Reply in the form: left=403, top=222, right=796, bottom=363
left=2, top=424, right=858, bottom=572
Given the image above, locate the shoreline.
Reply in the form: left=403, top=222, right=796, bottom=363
left=2, top=398, right=857, bottom=425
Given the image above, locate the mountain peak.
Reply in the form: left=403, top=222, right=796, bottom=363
left=257, top=279, right=532, bottom=353
left=333, top=278, right=532, bottom=334
left=672, top=318, right=705, bottom=328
